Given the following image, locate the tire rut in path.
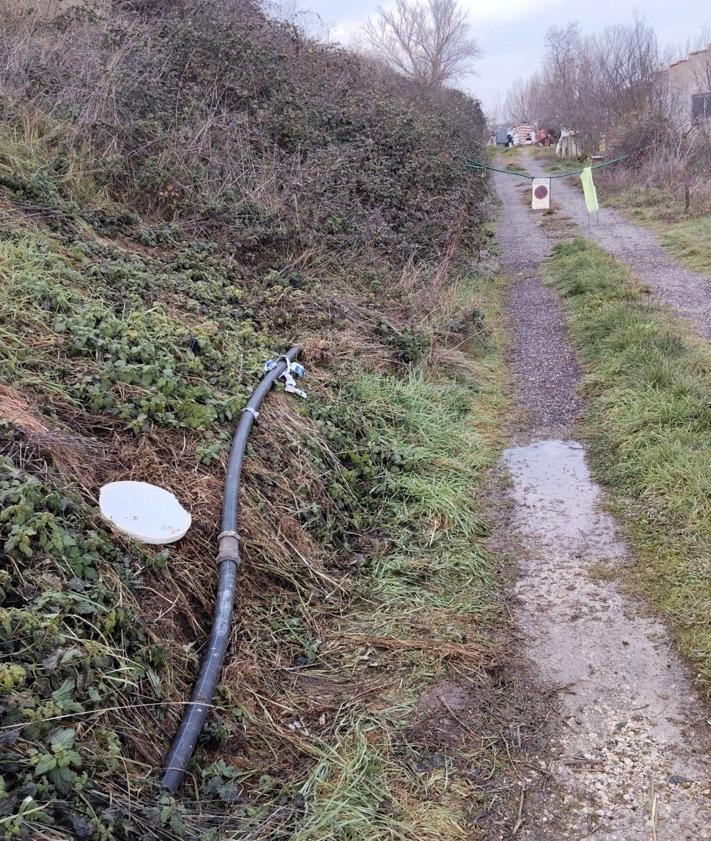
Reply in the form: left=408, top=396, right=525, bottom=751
left=493, top=167, right=711, bottom=840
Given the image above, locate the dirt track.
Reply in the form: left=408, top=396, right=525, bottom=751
left=493, top=165, right=711, bottom=840
left=524, top=150, right=711, bottom=338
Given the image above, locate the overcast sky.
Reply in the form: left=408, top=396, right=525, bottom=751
left=277, top=0, right=711, bottom=117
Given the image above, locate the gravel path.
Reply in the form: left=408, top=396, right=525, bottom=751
left=493, top=167, right=711, bottom=840
left=505, top=441, right=711, bottom=841
left=493, top=167, right=580, bottom=439
left=524, top=151, right=711, bottom=338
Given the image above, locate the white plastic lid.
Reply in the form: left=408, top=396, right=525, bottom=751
left=99, top=481, right=192, bottom=545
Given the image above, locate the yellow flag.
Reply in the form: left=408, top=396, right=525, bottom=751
left=580, top=166, right=599, bottom=214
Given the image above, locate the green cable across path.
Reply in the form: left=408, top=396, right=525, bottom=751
left=464, top=160, right=532, bottom=179
left=464, top=154, right=628, bottom=181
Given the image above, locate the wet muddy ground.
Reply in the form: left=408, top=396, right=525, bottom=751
left=505, top=440, right=710, bottom=840
left=492, top=166, right=711, bottom=839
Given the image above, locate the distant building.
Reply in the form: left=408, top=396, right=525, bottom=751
left=666, top=45, right=711, bottom=127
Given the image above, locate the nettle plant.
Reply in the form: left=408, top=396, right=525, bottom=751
left=2, top=236, right=276, bottom=434
left=0, top=454, right=169, bottom=834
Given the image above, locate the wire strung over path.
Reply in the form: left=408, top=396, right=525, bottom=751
left=464, top=154, right=628, bottom=181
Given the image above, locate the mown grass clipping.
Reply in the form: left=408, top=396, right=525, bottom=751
left=547, top=239, right=711, bottom=692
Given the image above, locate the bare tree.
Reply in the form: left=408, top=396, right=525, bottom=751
left=504, top=17, right=662, bottom=155
left=503, top=77, right=531, bottom=124
left=362, top=0, right=479, bottom=87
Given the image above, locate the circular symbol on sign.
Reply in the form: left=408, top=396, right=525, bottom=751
left=534, top=185, right=549, bottom=199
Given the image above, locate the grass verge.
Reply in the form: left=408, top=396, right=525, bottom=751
left=546, top=239, right=711, bottom=692
left=527, top=144, right=589, bottom=175
left=599, top=186, right=711, bottom=273
left=660, top=217, right=711, bottom=273
left=288, top=355, right=512, bottom=840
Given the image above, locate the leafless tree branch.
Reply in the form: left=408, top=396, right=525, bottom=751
left=362, top=0, right=479, bottom=87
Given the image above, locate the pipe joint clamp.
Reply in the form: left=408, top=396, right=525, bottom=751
left=217, top=530, right=241, bottom=565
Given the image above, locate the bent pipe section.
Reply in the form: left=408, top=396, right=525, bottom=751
left=161, top=345, right=302, bottom=792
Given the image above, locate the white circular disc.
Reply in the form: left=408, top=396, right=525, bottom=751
left=99, top=481, right=191, bottom=545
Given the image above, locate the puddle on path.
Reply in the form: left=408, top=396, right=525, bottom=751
left=503, top=439, right=711, bottom=841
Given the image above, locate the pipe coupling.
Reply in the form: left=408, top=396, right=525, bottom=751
left=217, top=530, right=241, bottom=565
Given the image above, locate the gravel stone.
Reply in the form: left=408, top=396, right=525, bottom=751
left=493, top=168, right=580, bottom=440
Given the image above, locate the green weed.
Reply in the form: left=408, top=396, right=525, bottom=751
left=0, top=235, right=276, bottom=432
left=0, top=121, right=109, bottom=213
left=0, top=454, right=170, bottom=838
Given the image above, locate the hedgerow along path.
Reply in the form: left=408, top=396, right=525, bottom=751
left=492, top=162, right=711, bottom=838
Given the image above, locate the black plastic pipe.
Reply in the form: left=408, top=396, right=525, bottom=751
left=161, top=345, right=302, bottom=792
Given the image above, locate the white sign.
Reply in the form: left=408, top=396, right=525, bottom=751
left=531, top=178, right=551, bottom=210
